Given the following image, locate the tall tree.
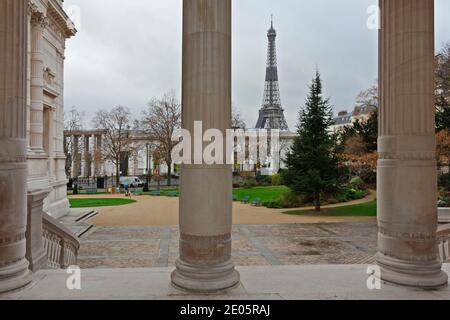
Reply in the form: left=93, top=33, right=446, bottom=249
left=436, top=130, right=450, bottom=173
left=93, top=106, right=134, bottom=186
left=355, top=82, right=379, bottom=110
left=64, top=107, right=84, bottom=177
left=436, top=42, right=450, bottom=131
left=282, top=71, right=345, bottom=211
left=232, top=106, right=246, bottom=129
left=341, top=108, right=378, bottom=153
left=142, top=92, right=181, bottom=186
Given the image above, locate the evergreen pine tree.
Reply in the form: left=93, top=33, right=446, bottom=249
left=282, top=71, right=345, bottom=211
left=436, top=96, right=450, bottom=132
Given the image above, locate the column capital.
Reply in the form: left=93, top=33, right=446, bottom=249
left=27, top=1, right=38, bottom=15
left=30, top=10, right=48, bottom=29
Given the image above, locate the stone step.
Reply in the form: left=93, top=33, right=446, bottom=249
left=75, top=210, right=98, bottom=223
left=57, top=208, right=98, bottom=238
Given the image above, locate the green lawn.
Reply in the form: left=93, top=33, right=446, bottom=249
left=233, top=186, right=290, bottom=202
left=283, top=200, right=377, bottom=217
left=69, top=198, right=136, bottom=208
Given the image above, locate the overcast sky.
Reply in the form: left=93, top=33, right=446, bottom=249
left=63, top=0, right=450, bottom=130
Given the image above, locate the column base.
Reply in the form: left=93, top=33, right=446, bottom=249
left=171, top=259, right=240, bottom=294
left=0, top=259, right=32, bottom=294
left=376, top=253, right=448, bottom=289
left=27, top=249, right=47, bottom=273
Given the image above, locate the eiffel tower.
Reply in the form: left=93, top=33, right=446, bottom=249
left=255, top=17, right=289, bottom=131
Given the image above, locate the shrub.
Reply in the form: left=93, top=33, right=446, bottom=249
left=256, top=174, right=272, bottom=186
left=271, top=174, right=282, bottom=186
left=438, top=187, right=450, bottom=207
left=349, top=176, right=364, bottom=189
left=280, top=192, right=305, bottom=208
left=327, top=198, right=340, bottom=205
left=335, top=187, right=368, bottom=202
left=438, top=173, right=450, bottom=191
left=263, top=200, right=283, bottom=209
left=438, top=200, right=447, bottom=208
left=242, top=179, right=257, bottom=189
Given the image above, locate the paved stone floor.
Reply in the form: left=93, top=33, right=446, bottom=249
left=6, top=265, right=449, bottom=300
left=78, top=222, right=377, bottom=269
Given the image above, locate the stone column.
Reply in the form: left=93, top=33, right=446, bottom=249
left=171, top=0, right=239, bottom=293
left=91, top=135, right=96, bottom=177
left=0, top=0, right=32, bottom=293
left=82, top=135, right=90, bottom=177
left=71, top=135, right=79, bottom=178
left=95, top=135, right=103, bottom=177
left=29, top=9, right=47, bottom=154
left=376, top=0, right=448, bottom=288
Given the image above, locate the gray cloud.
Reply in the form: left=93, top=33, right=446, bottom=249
left=64, top=0, right=450, bottom=130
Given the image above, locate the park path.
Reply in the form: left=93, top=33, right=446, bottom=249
left=70, top=191, right=376, bottom=227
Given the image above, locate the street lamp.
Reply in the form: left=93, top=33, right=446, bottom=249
left=146, top=143, right=150, bottom=190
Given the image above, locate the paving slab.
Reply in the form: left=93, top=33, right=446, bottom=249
left=77, top=222, right=378, bottom=269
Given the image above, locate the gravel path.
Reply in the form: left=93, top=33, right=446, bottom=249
left=70, top=191, right=376, bottom=227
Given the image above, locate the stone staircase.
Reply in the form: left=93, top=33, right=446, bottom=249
left=57, top=208, right=98, bottom=238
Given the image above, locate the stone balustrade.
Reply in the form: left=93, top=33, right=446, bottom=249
left=438, top=225, right=450, bottom=263
left=43, top=214, right=79, bottom=269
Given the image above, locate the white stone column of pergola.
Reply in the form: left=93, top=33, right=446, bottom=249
left=91, top=135, right=96, bottom=177
left=71, top=134, right=79, bottom=178
left=29, top=7, right=47, bottom=154
left=171, top=0, right=240, bottom=293
left=376, top=0, right=448, bottom=288
left=94, top=134, right=103, bottom=177
left=0, top=0, right=33, bottom=293
left=82, top=135, right=90, bottom=177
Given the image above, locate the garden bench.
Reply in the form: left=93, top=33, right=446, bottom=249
left=241, top=196, right=250, bottom=204
left=150, top=191, right=161, bottom=196
left=252, top=198, right=262, bottom=207
left=168, top=191, right=179, bottom=197
left=85, top=188, right=97, bottom=194
left=232, top=194, right=238, bottom=201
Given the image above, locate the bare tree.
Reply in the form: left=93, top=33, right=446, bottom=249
left=436, top=42, right=450, bottom=131
left=355, top=81, right=378, bottom=110
left=232, top=106, right=246, bottom=129
left=142, top=92, right=181, bottom=186
left=64, top=107, right=84, bottom=177
left=93, top=106, right=134, bottom=186
left=436, top=42, right=450, bottom=100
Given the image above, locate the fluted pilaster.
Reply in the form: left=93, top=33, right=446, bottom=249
left=0, top=0, right=32, bottom=293
left=377, top=0, right=448, bottom=288
left=29, top=8, right=47, bottom=154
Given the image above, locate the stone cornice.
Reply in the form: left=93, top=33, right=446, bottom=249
left=46, top=0, right=77, bottom=39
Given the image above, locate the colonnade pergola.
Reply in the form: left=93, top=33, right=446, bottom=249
left=65, top=130, right=105, bottom=178
left=0, top=0, right=447, bottom=294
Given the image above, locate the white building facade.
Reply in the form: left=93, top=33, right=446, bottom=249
left=27, top=0, right=76, bottom=218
